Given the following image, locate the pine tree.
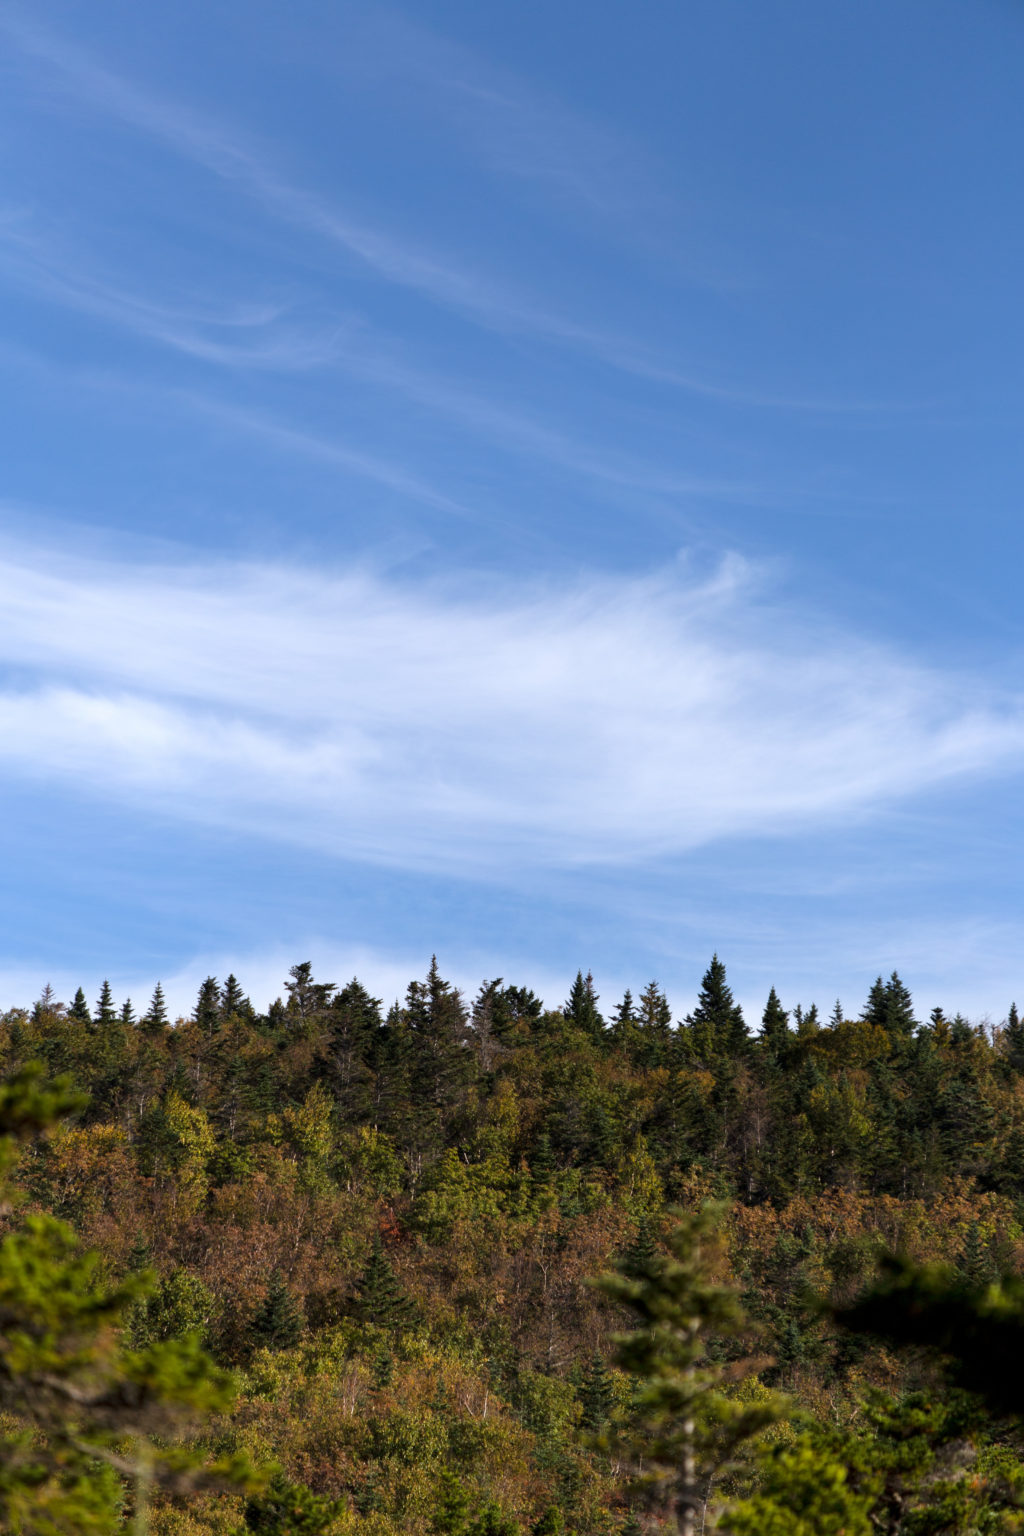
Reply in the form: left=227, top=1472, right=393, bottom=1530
left=143, top=982, right=169, bottom=1032
left=370, top=1347, right=394, bottom=1391
left=1004, top=1002, right=1024, bottom=1073
left=249, top=1270, right=303, bottom=1351
left=69, top=987, right=91, bottom=1026
left=353, top=1234, right=416, bottom=1328
left=759, top=987, right=790, bottom=1060
left=958, top=1221, right=995, bottom=1287
left=194, top=976, right=221, bottom=1036
left=861, top=973, right=916, bottom=1043
left=635, top=981, right=673, bottom=1066
left=564, top=970, right=605, bottom=1041
left=324, top=978, right=382, bottom=1115
left=596, top=1205, right=783, bottom=1536
left=95, top=980, right=116, bottom=1026
left=883, top=972, right=917, bottom=1042
left=471, top=978, right=508, bottom=1071
left=579, top=1352, right=615, bottom=1434
left=612, top=989, right=636, bottom=1028
left=619, top=1216, right=659, bottom=1279
left=404, top=957, right=473, bottom=1143
left=531, top=1131, right=558, bottom=1192
left=682, top=955, right=747, bottom=1065
left=829, top=998, right=844, bottom=1028
left=119, top=997, right=136, bottom=1026
left=220, top=973, right=250, bottom=1020
left=285, top=962, right=336, bottom=1023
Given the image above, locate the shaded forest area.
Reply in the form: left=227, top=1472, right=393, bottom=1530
left=5, top=954, right=1024, bottom=1534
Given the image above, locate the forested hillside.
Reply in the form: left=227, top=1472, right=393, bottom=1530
left=4, top=955, right=1024, bottom=1534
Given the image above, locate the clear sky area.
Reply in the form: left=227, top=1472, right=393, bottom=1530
left=2, top=0, right=1024, bottom=1023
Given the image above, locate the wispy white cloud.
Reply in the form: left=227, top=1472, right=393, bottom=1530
left=339, top=9, right=662, bottom=220
left=0, top=11, right=907, bottom=415
left=0, top=214, right=342, bottom=370
left=0, top=539, right=1021, bottom=875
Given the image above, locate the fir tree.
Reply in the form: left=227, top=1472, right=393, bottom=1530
left=220, top=973, right=250, bottom=1020
left=120, top=997, right=136, bottom=1026
left=531, top=1131, right=558, bottom=1191
left=194, top=976, right=221, bottom=1036
left=829, top=998, right=844, bottom=1028
left=619, top=1215, right=659, bottom=1279
left=285, top=962, right=336, bottom=1022
left=471, top=978, right=508, bottom=1070
left=249, top=1270, right=303, bottom=1351
left=862, top=972, right=916, bottom=1043
left=579, top=1352, right=615, bottom=1434
left=370, top=1347, right=394, bottom=1391
left=612, top=989, right=636, bottom=1028
left=95, top=980, right=116, bottom=1026
left=404, top=957, right=472, bottom=1142
left=143, top=981, right=169, bottom=1032
left=759, top=987, right=790, bottom=1060
left=69, top=987, right=91, bottom=1026
left=596, top=1205, right=783, bottom=1536
left=635, top=981, right=673, bottom=1066
left=324, top=978, right=382, bottom=1115
left=682, top=955, right=747, bottom=1064
left=353, top=1233, right=416, bottom=1328
left=1004, top=1002, right=1024, bottom=1073
left=563, top=970, right=605, bottom=1041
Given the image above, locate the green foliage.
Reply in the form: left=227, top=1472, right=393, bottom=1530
left=250, top=1271, right=304, bottom=1352
left=7, top=950, right=1024, bottom=1534
left=245, top=1472, right=344, bottom=1536
left=835, top=1253, right=1024, bottom=1416
left=0, top=1063, right=254, bottom=1534
left=595, top=1204, right=785, bottom=1531
left=353, top=1234, right=417, bottom=1328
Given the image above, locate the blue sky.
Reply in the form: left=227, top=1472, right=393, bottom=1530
left=2, top=0, right=1024, bottom=1023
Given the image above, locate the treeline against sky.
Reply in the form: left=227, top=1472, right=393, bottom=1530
left=5, top=954, right=1024, bottom=1533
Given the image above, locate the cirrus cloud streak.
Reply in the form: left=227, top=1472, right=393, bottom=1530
left=1, top=540, right=1021, bottom=873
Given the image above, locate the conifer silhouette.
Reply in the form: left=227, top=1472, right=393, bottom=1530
left=579, top=1351, right=615, bottom=1433
left=354, top=1233, right=416, bottom=1327
left=250, top=1270, right=303, bottom=1350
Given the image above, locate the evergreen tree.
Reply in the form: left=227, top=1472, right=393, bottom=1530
left=1004, top=1002, right=1024, bottom=1073
left=119, top=997, right=136, bottom=1026
left=194, top=976, right=221, bottom=1036
left=579, top=1352, right=615, bottom=1434
left=619, top=1216, right=659, bottom=1279
left=324, top=977, right=382, bottom=1115
left=612, top=989, right=636, bottom=1028
left=353, top=1234, right=416, bottom=1328
left=143, top=981, right=169, bottom=1032
left=531, top=1131, right=558, bottom=1192
left=563, top=970, right=605, bottom=1041
left=249, top=1270, right=303, bottom=1351
left=471, top=978, right=508, bottom=1071
left=862, top=972, right=916, bottom=1044
left=499, top=984, right=543, bottom=1025
left=635, top=981, right=673, bottom=1066
left=682, top=955, right=747, bottom=1065
left=95, top=980, right=116, bottom=1026
left=596, top=1205, right=783, bottom=1536
left=829, top=998, right=844, bottom=1028
left=245, top=1472, right=341, bottom=1536
left=69, top=987, right=91, bottom=1026
left=759, top=987, right=790, bottom=1060
left=220, top=973, right=250, bottom=1020
left=404, top=957, right=473, bottom=1142
left=285, top=962, right=336, bottom=1023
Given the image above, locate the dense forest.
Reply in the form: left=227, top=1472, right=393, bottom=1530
left=4, top=954, right=1024, bottom=1534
